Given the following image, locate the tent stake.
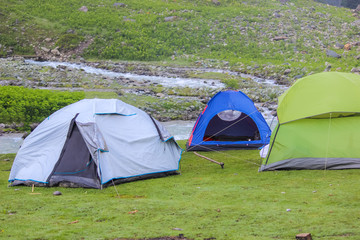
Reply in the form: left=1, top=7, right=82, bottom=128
left=194, top=152, right=224, bottom=168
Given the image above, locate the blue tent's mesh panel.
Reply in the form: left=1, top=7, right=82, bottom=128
left=203, top=112, right=259, bottom=141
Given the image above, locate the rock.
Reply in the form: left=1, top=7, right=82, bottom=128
left=351, top=67, right=360, bottom=73
left=212, top=0, right=221, bottom=5
left=164, top=16, right=177, bottom=22
left=356, top=55, right=360, bottom=60
left=123, top=17, right=135, bottom=22
left=78, top=6, right=88, bottom=12
left=351, top=19, right=360, bottom=27
left=113, top=3, right=126, bottom=7
left=156, top=93, right=165, bottom=98
left=44, top=38, right=52, bottom=42
left=326, top=49, right=341, bottom=58
left=51, top=48, right=60, bottom=56
left=40, top=47, right=50, bottom=53
left=344, top=43, right=351, bottom=51
left=334, top=43, right=344, bottom=49
left=0, top=123, right=5, bottom=129
left=53, top=191, right=62, bottom=196
left=172, top=228, right=183, bottom=231
left=273, top=36, right=288, bottom=41
left=22, top=132, right=30, bottom=139
left=283, top=69, right=291, bottom=75
left=355, top=4, right=360, bottom=12
left=294, top=74, right=304, bottom=79
left=30, top=123, right=39, bottom=131
left=296, top=233, right=312, bottom=240
left=279, top=0, right=289, bottom=3
left=273, top=12, right=281, bottom=18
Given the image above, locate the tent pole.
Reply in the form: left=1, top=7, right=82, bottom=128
left=262, top=123, right=280, bottom=169
left=194, top=152, right=224, bottom=168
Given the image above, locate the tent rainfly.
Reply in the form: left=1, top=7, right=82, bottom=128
left=260, top=72, right=360, bottom=171
left=186, top=90, right=271, bottom=151
left=9, top=99, right=182, bottom=188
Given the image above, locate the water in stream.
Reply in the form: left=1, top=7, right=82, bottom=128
left=0, top=60, right=281, bottom=153
left=25, top=60, right=225, bottom=89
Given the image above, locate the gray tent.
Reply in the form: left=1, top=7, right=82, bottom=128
left=9, top=99, right=182, bottom=188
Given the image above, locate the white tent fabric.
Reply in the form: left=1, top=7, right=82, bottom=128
left=260, top=144, right=269, bottom=159
left=9, top=99, right=182, bottom=187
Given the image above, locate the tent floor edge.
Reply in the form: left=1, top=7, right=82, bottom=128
left=103, top=171, right=179, bottom=188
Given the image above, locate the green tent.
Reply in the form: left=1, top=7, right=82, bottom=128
left=260, top=72, right=360, bottom=171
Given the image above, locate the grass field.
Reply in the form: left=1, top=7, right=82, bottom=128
left=1, top=0, right=360, bottom=81
left=1, top=140, right=360, bottom=239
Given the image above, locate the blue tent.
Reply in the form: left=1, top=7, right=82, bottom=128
left=186, top=90, right=271, bottom=151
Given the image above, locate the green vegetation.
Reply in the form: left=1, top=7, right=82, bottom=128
left=55, top=33, right=85, bottom=50
left=0, top=86, right=84, bottom=129
left=118, top=92, right=203, bottom=120
left=1, top=0, right=359, bottom=80
left=1, top=141, right=360, bottom=239
left=0, top=87, right=205, bottom=129
left=84, top=91, right=119, bottom=99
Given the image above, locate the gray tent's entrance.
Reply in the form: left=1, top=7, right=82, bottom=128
left=203, top=110, right=260, bottom=142
left=47, top=116, right=100, bottom=188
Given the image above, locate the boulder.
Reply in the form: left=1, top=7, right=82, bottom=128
left=51, top=48, right=60, bottom=56
left=273, top=36, right=288, bottom=41
left=164, top=16, right=177, bottom=22
left=273, top=12, right=281, bottom=18
left=283, top=69, right=291, bottom=75
left=351, top=19, right=360, bottom=27
left=344, top=43, right=351, bottom=51
left=326, top=49, right=341, bottom=58
left=78, top=6, right=88, bottom=12
left=355, top=4, right=360, bottom=12
left=53, top=191, right=62, bottom=196
left=113, top=3, right=126, bottom=7
left=212, top=0, right=221, bottom=5
left=351, top=67, right=360, bottom=73
left=334, top=43, right=344, bottom=49
left=40, top=47, right=50, bottom=53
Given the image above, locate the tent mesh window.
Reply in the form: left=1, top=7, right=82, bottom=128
left=203, top=110, right=260, bottom=141
left=48, top=122, right=100, bottom=188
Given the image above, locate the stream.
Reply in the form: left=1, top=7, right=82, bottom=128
left=25, top=60, right=226, bottom=89
left=0, top=59, right=283, bottom=153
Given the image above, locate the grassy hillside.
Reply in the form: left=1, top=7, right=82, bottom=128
left=1, top=142, right=360, bottom=239
left=1, top=0, right=360, bottom=82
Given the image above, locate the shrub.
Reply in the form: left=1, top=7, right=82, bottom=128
left=0, top=86, right=84, bottom=129
left=55, top=33, right=84, bottom=50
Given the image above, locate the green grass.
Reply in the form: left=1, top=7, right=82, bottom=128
left=84, top=91, right=119, bottom=99
left=1, top=0, right=360, bottom=81
left=1, top=141, right=360, bottom=239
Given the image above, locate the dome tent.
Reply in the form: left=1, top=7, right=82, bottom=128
left=9, top=99, right=182, bottom=188
left=260, top=72, right=360, bottom=171
left=186, top=90, right=271, bottom=151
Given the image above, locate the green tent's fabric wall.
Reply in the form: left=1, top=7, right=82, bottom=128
left=265, top=116, right=360, bottom=166
left=277, top=72, right=360, bottom=124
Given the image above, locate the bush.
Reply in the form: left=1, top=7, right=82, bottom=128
left=55, top=33, right=84, bottom=50
left=0, top=86, right=84, bottom=129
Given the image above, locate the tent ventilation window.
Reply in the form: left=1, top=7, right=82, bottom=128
left=203, top=110, right=260, bottom=142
